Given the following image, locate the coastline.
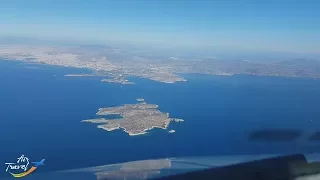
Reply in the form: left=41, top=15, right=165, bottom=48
left=123, top=118, right=176, bottom=136
left=82, top=100, right=184, bottom=136
left=126, top=125, right=169, bottom=136
left=96, top=121, right=175, bottom=136
left=88, top=112, right=183, bottom=136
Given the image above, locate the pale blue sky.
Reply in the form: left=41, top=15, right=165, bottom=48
left=1, top=0, right=320, bottom=56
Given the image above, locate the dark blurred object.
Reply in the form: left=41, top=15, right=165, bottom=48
left=155, top=154, right=307, bottom=180
left=248, top=129, right=303, bottom=141
left=308, top=132, right=320, bottom=141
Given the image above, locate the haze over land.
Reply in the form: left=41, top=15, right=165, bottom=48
left=1, top=1, right=319, bottom=83
left=0, top=44, right=320, bottom=84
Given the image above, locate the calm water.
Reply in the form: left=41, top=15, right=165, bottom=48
left=1, top=60, right=320, bottom=174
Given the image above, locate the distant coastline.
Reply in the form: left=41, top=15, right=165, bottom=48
left=1, top=45, right=320, bottom=85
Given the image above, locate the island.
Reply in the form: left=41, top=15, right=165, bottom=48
left=172, top=118, right=184, bottom=122
left=101, top=78, right=134, bottom=85
left=65, top=73, right=135, bottom=85
left=81, top=99, right=184, bottom=136
left=65, top=73, right=97, bottom=77
left=136, top=98, right=145, bottom=102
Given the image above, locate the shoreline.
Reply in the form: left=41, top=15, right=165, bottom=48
left=87, top=114, right=183, bottom=136
left=1, top=59, right=319, bottom=82
left=97, top=124, right=173, bottom=136
left=126, top=125, right=169, bottom=136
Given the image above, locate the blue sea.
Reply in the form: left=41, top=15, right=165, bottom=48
left=1, top=60, right=320, bottom=175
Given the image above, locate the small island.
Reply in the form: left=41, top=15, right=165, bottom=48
left=65, top=73, right=97, bottom=77
left=172, top=118, right=184, bottom=122
left=136, top=98, right=145, bottom=102
left=101, top=78, right=134, bottom=85
left=82, top=99, right=184, bottom=136
left=65, top=73, right=135, bottom=85
left=168, top=130, right=175, bottom=133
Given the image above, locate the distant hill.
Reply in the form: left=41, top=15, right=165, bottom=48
left=278, top=59, right=320, bottom=72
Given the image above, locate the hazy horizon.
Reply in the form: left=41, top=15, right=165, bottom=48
left=1, top=0, right=320, bottom=59
left=1, top=35, right=320, bottom=62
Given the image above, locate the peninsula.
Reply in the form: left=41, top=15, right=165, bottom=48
left=81, top=99, right=183, bottom=136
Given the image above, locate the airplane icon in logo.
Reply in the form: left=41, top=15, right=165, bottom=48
left=32, top=159, right=45, bottom=167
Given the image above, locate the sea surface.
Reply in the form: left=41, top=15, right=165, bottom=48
left=1, top=60, right=320, bottom=175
